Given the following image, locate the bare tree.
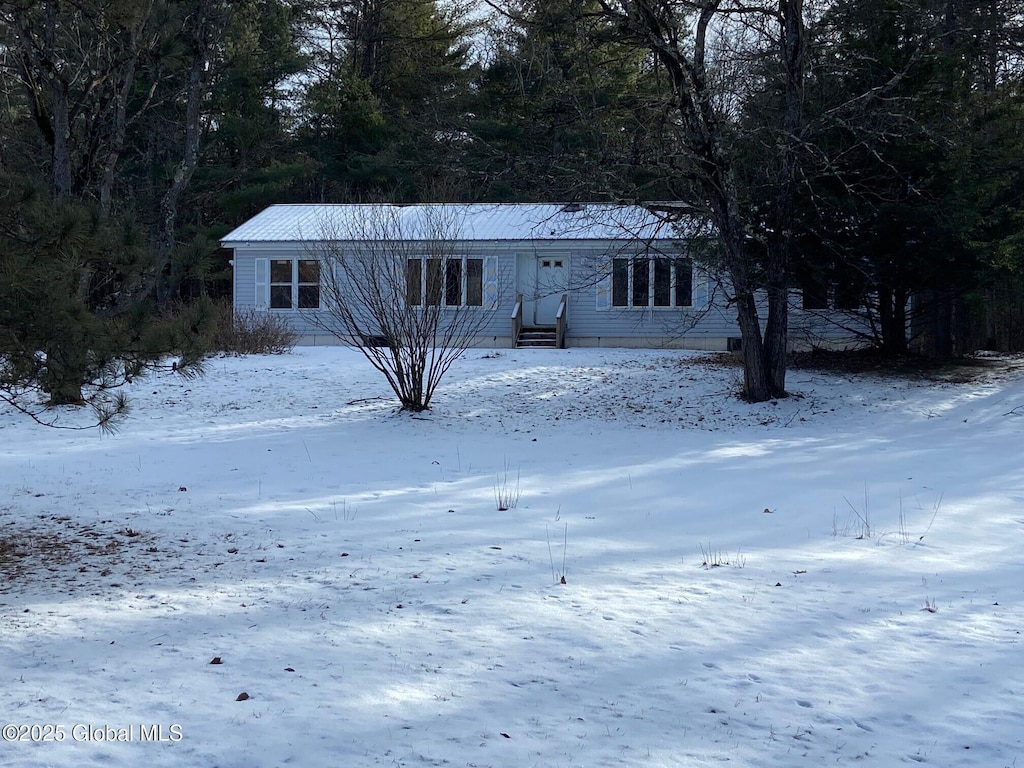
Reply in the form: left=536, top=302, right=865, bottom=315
left=312, top=205, right=498, bottom=411
left=588, top=0, right=807, bottom=401
left=1, top=0, right=159, bottom=208
left=154, top=0, right=228, bottom=304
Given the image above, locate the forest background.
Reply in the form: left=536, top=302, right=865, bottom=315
left=1, top=0, right=1022, bottom=413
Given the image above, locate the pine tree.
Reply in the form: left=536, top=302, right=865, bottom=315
left=795, top=0, right=1024, bottom=355
left=465, top=0, right=662, bottom=201
left=0, top=174, right=208, bottom=428
left=295, top=0, right=478, bottom=200
left=0, top=1, right=227, bottom=426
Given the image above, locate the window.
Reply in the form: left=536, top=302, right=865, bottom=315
left=297, top=260, right=320, bottom=308
left=445, top=259, right=462, bottom=306
left=832, top=281, right=862, bottom=311
left=426, top=258, right=442, bottom=305
left=632, top=259, right=649, bottom=306
left=407, top=257, right=483, bottom=307
left=833, top=262, right=866, bottom=310
left=612, top=257, right=692, bottom=308
left=270, top=259, right=320, bottom=309
left=612, top=258, right=629, bottom=307
left=406, top=259, right=422, bottom=306
left=270, top=260, right=293, bottom=309
left=796, top=261, right=865, bottom=311
left=466, top=259, right=483, bottom=306
left=800, top=274, right=829, bottom=310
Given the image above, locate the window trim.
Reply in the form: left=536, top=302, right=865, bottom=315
left=796, top=281, right=866, bottom=312
left=611, top=256, right=693, bottom=309
left=795, top=260, right=868, bottom=312
left=406, top=255, right=484, bottom=308
left=270, top=259, right=294, bottom=309
left=269, top=258, right=322, bottom=310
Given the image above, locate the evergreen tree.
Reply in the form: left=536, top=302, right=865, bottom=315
left=194, top=0, right=310, bottom=219
left=587, top=0, right=807, bottom=401
left=465, top=0, right=663, bottom=201
left=0, top=1, right=239, bottom=425
left=185, top=0, right=310, bottom=297
left=295, top=0, right=478, bottom=200
left=0, top=0, right=157, bottom=209
left=0, top=173, right=208, bottom=427
left=796, top=0, right=1024, bottom=355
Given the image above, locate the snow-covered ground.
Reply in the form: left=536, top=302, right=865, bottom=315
left=1, top=347, right=1022, bottom=767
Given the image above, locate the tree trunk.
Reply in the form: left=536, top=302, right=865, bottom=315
left=765, top=0, right=804, bottom=398
left=763, top=280, right=789, bottom=397
left=879, top=285, right=908, bottom=356
left=155, top=2, right=215, bottom=304
left=99, top=22, right=147, bottom=218
left=735, top=290, right=771, bottom=401
left=929, top=288, right=954, bottom=359
left=20, top=3, right=74, bottom=201
left=44, top=344, right=86, bottom=405
left=603, top=0, right=805, bottom=401
left=50, top=77, right=72, bottom=202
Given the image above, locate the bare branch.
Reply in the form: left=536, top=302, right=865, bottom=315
left=308, top=205, right=500, bottom=411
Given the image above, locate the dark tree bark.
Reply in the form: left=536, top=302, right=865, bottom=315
left=154, top=0, right=221, bottom=304
left=11, top=3, right=73, bottom=201
left=98, top=4, right=154, bottom=217
left=595, top=0, right=805, bottom=400
left=878, top=285, right=909, bottom=356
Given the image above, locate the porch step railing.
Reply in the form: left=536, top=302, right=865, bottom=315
left=555, top=293, right=568, bottom=349
left=511, top=293, right=523, bottom=348
left=512, top=293, right=568, bottom=349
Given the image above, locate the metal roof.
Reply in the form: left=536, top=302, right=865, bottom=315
left=221, top=203, right=701, bottom=244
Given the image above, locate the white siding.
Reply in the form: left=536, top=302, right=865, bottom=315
left=233, top=243, right=515, bottom=345
left=483, top=256, right=499, bottom=310
left=228, top=225, right=865, bottom=350
left=563, top=247, right=734, bottom=347
left=254, top=258, right=268, bottom=309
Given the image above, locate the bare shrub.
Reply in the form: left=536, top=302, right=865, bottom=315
left=494, top=460, right=521, bottom=511
left=311, top=205, right=498, bottom=411
left=209, top=301, right=298, bottom=355
left=697, top=543, right=746, bottom=569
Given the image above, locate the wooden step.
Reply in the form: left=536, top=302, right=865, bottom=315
left=518, top=339, right=557, bottom=348
left=516, top=327, right=558, bottom=348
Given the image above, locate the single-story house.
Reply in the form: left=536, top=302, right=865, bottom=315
left=221, top=202, right=863, bottom=350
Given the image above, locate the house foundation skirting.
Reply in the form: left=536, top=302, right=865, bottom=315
left=292, top=333, right=868, bottom=352
left=295, top=334, right=734, bottom=351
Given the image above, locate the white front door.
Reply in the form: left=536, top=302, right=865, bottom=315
left=531, top=256, right=568, bottom=326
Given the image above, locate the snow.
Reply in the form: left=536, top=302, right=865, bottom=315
left=219, top=203, right=687, bottom=244
left=1, top=347, right=1022, bottom=767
